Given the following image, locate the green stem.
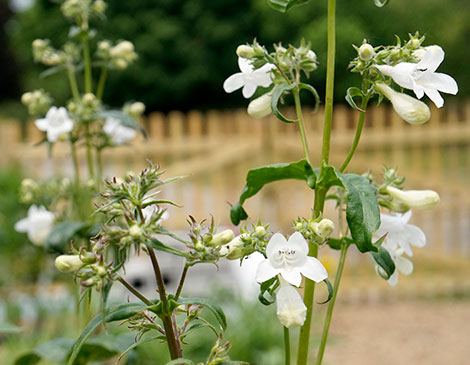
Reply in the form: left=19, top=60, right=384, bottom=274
left=70, top=141, right=80, bottom=185
left=84, top=123, right=95, bottom=180
left=117, top=276, right=152, bottom=306
left=81, top=36, right=93, bottom=93
left=320, top=0, right=336, bottom=166
left=67, top=67, right=80, bottom=102
left=297, top=1, right=336, bottom=363
left=96, top=148, right=103, bottom=190
left=284, top=326, right=291, bottom=365
left=293, top=87, right=311, bottom=164
left=339, top=96, right=369, bottom=173
left=315, top=243, right=349, bottom=365
left=175, top=265, right=189, bottom=301
left=96, top=66, right=108, bottom=100
left=296, top=243, right=318, bottom=365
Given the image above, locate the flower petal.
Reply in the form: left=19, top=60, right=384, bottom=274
left=223, top=73, right=245, bottom=93
left=387, top=270, right=399, bottom=286
left=423, top=87, right=444, bottom=108
left=34, top=118, right=49, bottom=131
left=242, top=83, right=257, bottom=98
left=287, top=232, right=309, bottom=256
left=404, top=224, right=426, bottom=248
left=280, top=269, right=302, bottom=287
left=417, top=45, right=444, bottom=73
left=266, top=233, right=287, bottom=258
left=396, top=256, right=413, bottom=275
left=238, top=57, right=253, bottom=74
left=299, top=257, right=328, bottom=283
left=420, top=72, right=458, bottom=95
left=255, top=260, right=279, bottom=283
left=14, top=218, right=29, bottom=232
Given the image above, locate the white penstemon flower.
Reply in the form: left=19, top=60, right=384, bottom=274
left=35, top=106, right=74, bottom=142
left=14, top=205, right=55, bottom=246
left=376, top=45, right=458, bottom=108
left=276, top=277, right=307, bottom=328
left=386, top=186, right=440, bottom=210
left=256, top=232, right=328, bottom=287
left=375, top=211, right=425, bottom=257
left=103, top=117, right=136, bottom=145
left=223, top=57, right=274, bottom=98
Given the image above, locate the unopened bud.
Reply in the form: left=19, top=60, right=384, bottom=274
left=316, top=219, right=335, bottom=239
left=129, top=225, right=143, bottom=239
left=236, top=45, right=255, bottom=59
left=358, top=43, right=375, bottom=62
left=110, top=41, right=134, bottom=58
left=247, top=93, right=272, bottom=119
left=55, top=255, right=84, bottom=272
left=82, top=93, right=96, bottom=104
left=21, top=92, right=33, bottom=105
left=386, top=186, right=440, bottom=210
left=129, top=102, right=145, bottom=116
left=255, top=226, right=266, bottom=236
left=209, top=229, right=235, bottom=247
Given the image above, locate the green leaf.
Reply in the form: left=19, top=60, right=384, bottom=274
left=116, top=335, right=161, bottom=364
left=0, top=321, right=22, bottom=335
left=150, top=237, right=190, bottom=258
left=98, top=109, right=147, bottom=138
left=298, top=83, right=320, bottom=113
left=340, top=174, right=380, bottom=253
left=316, top=162, right=344, bottom=192
left=345, top=87, right=365, bottom=112
left=177, top=297, right=227, bottom=331
left=67, top=303, right=146, bottom=365
left=165, top=360, right=195, bottom=365
left=326, top=237, right=354, bottom=251
left=271, top=83, right=297, bottom=123
left=374, top=0, right=390, bottom=7
left=45, top=221, right=87, bottom=253
left=267, top=0, right=311, bottom=13
left=258, top=277, right=278, bottom=306
left=15, top=338, right=74, bottom=365
left=371, top=236, right=396, bottom=279
left=317, top=279, right=334, bottom=304
left=230, top=159, right=315, bottom=225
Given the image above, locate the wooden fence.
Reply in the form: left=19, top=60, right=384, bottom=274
left=1, top=100, right=469, bottom=258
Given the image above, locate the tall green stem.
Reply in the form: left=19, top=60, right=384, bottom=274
left=315, top=243, right=349, bottom=365
left=82, top=36, right=93, bottom=94
left=117, top=276, right=152, bottom=306
left=339, top=96, right=369, bottom=173
left=297, top=1, right=336, bottom=364
left=293, top=87, right=311, bottom=164
left=96, top=66, right=108, bottom=100
left=284, top=327, right=291, bottom=365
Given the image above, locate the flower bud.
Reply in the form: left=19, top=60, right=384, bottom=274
left=92, top=0, right=107, bottom=13
left=295, top=222, right=303, bottom=231
left=247, top=93, right=272, bottom=119
left=220, top=235, right=245, bottom=259
left=375, top=83, right=430, bottom=125
left=236, top=45, right=255, bottom=59
left=306, top=50, right=317, bottom=63
left=21, top=92, right=33, bottom=105
left=316, top=218, right=335, bottom=239
left=129, top=224, right=144, bottom=239
left=255, top=225, right=266, bottom=236
left=276, top=280, right=307, bottom=328
left=110, top=41, right=134, bottom=58
left=55, top=255, right=84, bottom=272
left=98, top=40, right=111, bottom=52
left=82, top=93, right=96, bottom=105
left=358, top=43, right=375, bottom=62
left=386, top=186, right=440, bottom=210
left=129, top=101, right=145, bottom=116
left=208, top=229, right=235, bottom=247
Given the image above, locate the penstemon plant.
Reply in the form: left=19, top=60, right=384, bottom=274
left=13, top=0, right=458, bottom=364
left=222, top=0, right=457, bottom=364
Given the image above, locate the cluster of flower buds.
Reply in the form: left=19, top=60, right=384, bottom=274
left=219, top=223, right=271, bottom=260
left=294, top=216, right=335, bottom=245
left=375, top=167, right=440, bottom=213
left=21, top=89, right=53, bottom=116
left=18, top=177, right=72, bottom=205
left=206, top=335, right=233, bottom=365
left=61, top=0, right=106, bottom=28
left=32, top=39, right=66, bottom=66
left=97, top=40, right=138, bottom=70
left=67, top=93, right=100, bottom=120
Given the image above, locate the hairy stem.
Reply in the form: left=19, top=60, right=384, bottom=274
left=339, top=96, right=369, bottom=173
left=117, top=276, right=152, bottom=306
left=315, top=243, right=349, bottom=364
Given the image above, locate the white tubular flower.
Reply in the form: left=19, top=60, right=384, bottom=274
left=386, top=186, right=440, bottom=210
left=35, top=107, right=74, bottom=142
left=55, top=255, right=84, bottom=272
left=256, top=232, right=328, bottom=287
left=379, top=244, right=413, bottom=287
left=376, top=46, right=458, bottom=108
left=103, top=117, right=136, bottom=145
left=276, top=278, right=307, bottom=328
left=209, top=229, right=235, bottom=247
left=375, top=83, right=430, bottom=125
left=247, top=93, right=272, bottom=118
left=223, top=57, right=274, bottom=98
left=14, top=205, right=55, bottom=246
left=376, top=211, right=425, bottom=257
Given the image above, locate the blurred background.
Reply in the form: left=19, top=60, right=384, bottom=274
left=0, top=0, right=469, bottom=364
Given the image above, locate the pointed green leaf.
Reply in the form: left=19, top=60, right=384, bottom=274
left=230, top=159, right=316, bottom=225
left=271, top=83, right=297, bottom=123
left=371, top=236, right=396, bottom=279
left=177, top=297, right=227, bottom=331
left=298, top=83, right=320, bottom=113
left=317, top=279, right=334, bottom=304
left=267, top=0, right=311, bottom=13
left=149, top=238, right=190, bottom=258
left=345, top=87, right=365, bottom=112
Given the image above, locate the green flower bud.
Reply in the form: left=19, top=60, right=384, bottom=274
left=358, top=43, right=375, bottom=62
left=129, top=102, right=145, bottom=116
left=236, top=45, right=255, bottom=59
left=55, top=255, right=84, bottom=272
left=129, top=225, right=143, bottom=239
left=208, top=229, right=234, bottom=246
left=255, top=225, right=266, bottom=236
left=386, top=186, right=440, bottom=210
left=316, top=219, right=335, bottom=239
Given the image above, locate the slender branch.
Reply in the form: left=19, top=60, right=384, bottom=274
left=293, top=86, right=311, bottom=164
left=96, top=147, right=103, bottom=191
left=175, top=265, right=189, bottom=301
left=315, top=243, right=349, bottom=365
left=96, top=66, right=108, bottom=100
left=284, top=326, right=291, bottom=365
left=81, top=36, right=93, bottom=93
left=117, top=276, right=152, bottom=306
left=70, top=141, right=80, bottom=185
left=67, top=67, right=80, bottom=101
left=339, top=96, right=369, bottom=173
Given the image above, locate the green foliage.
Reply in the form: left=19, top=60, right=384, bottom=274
left=371, top=238, right=396, bottom=280
left=230, top=159, right=315, bottom=225
left=8, top=0, right=469, bottom=113
left=178, top=297, right=228, bottom=331
left=44, top=221, right=87, bottom=253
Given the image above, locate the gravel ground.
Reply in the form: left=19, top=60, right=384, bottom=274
left=318, top=300, right=470, bottom=365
